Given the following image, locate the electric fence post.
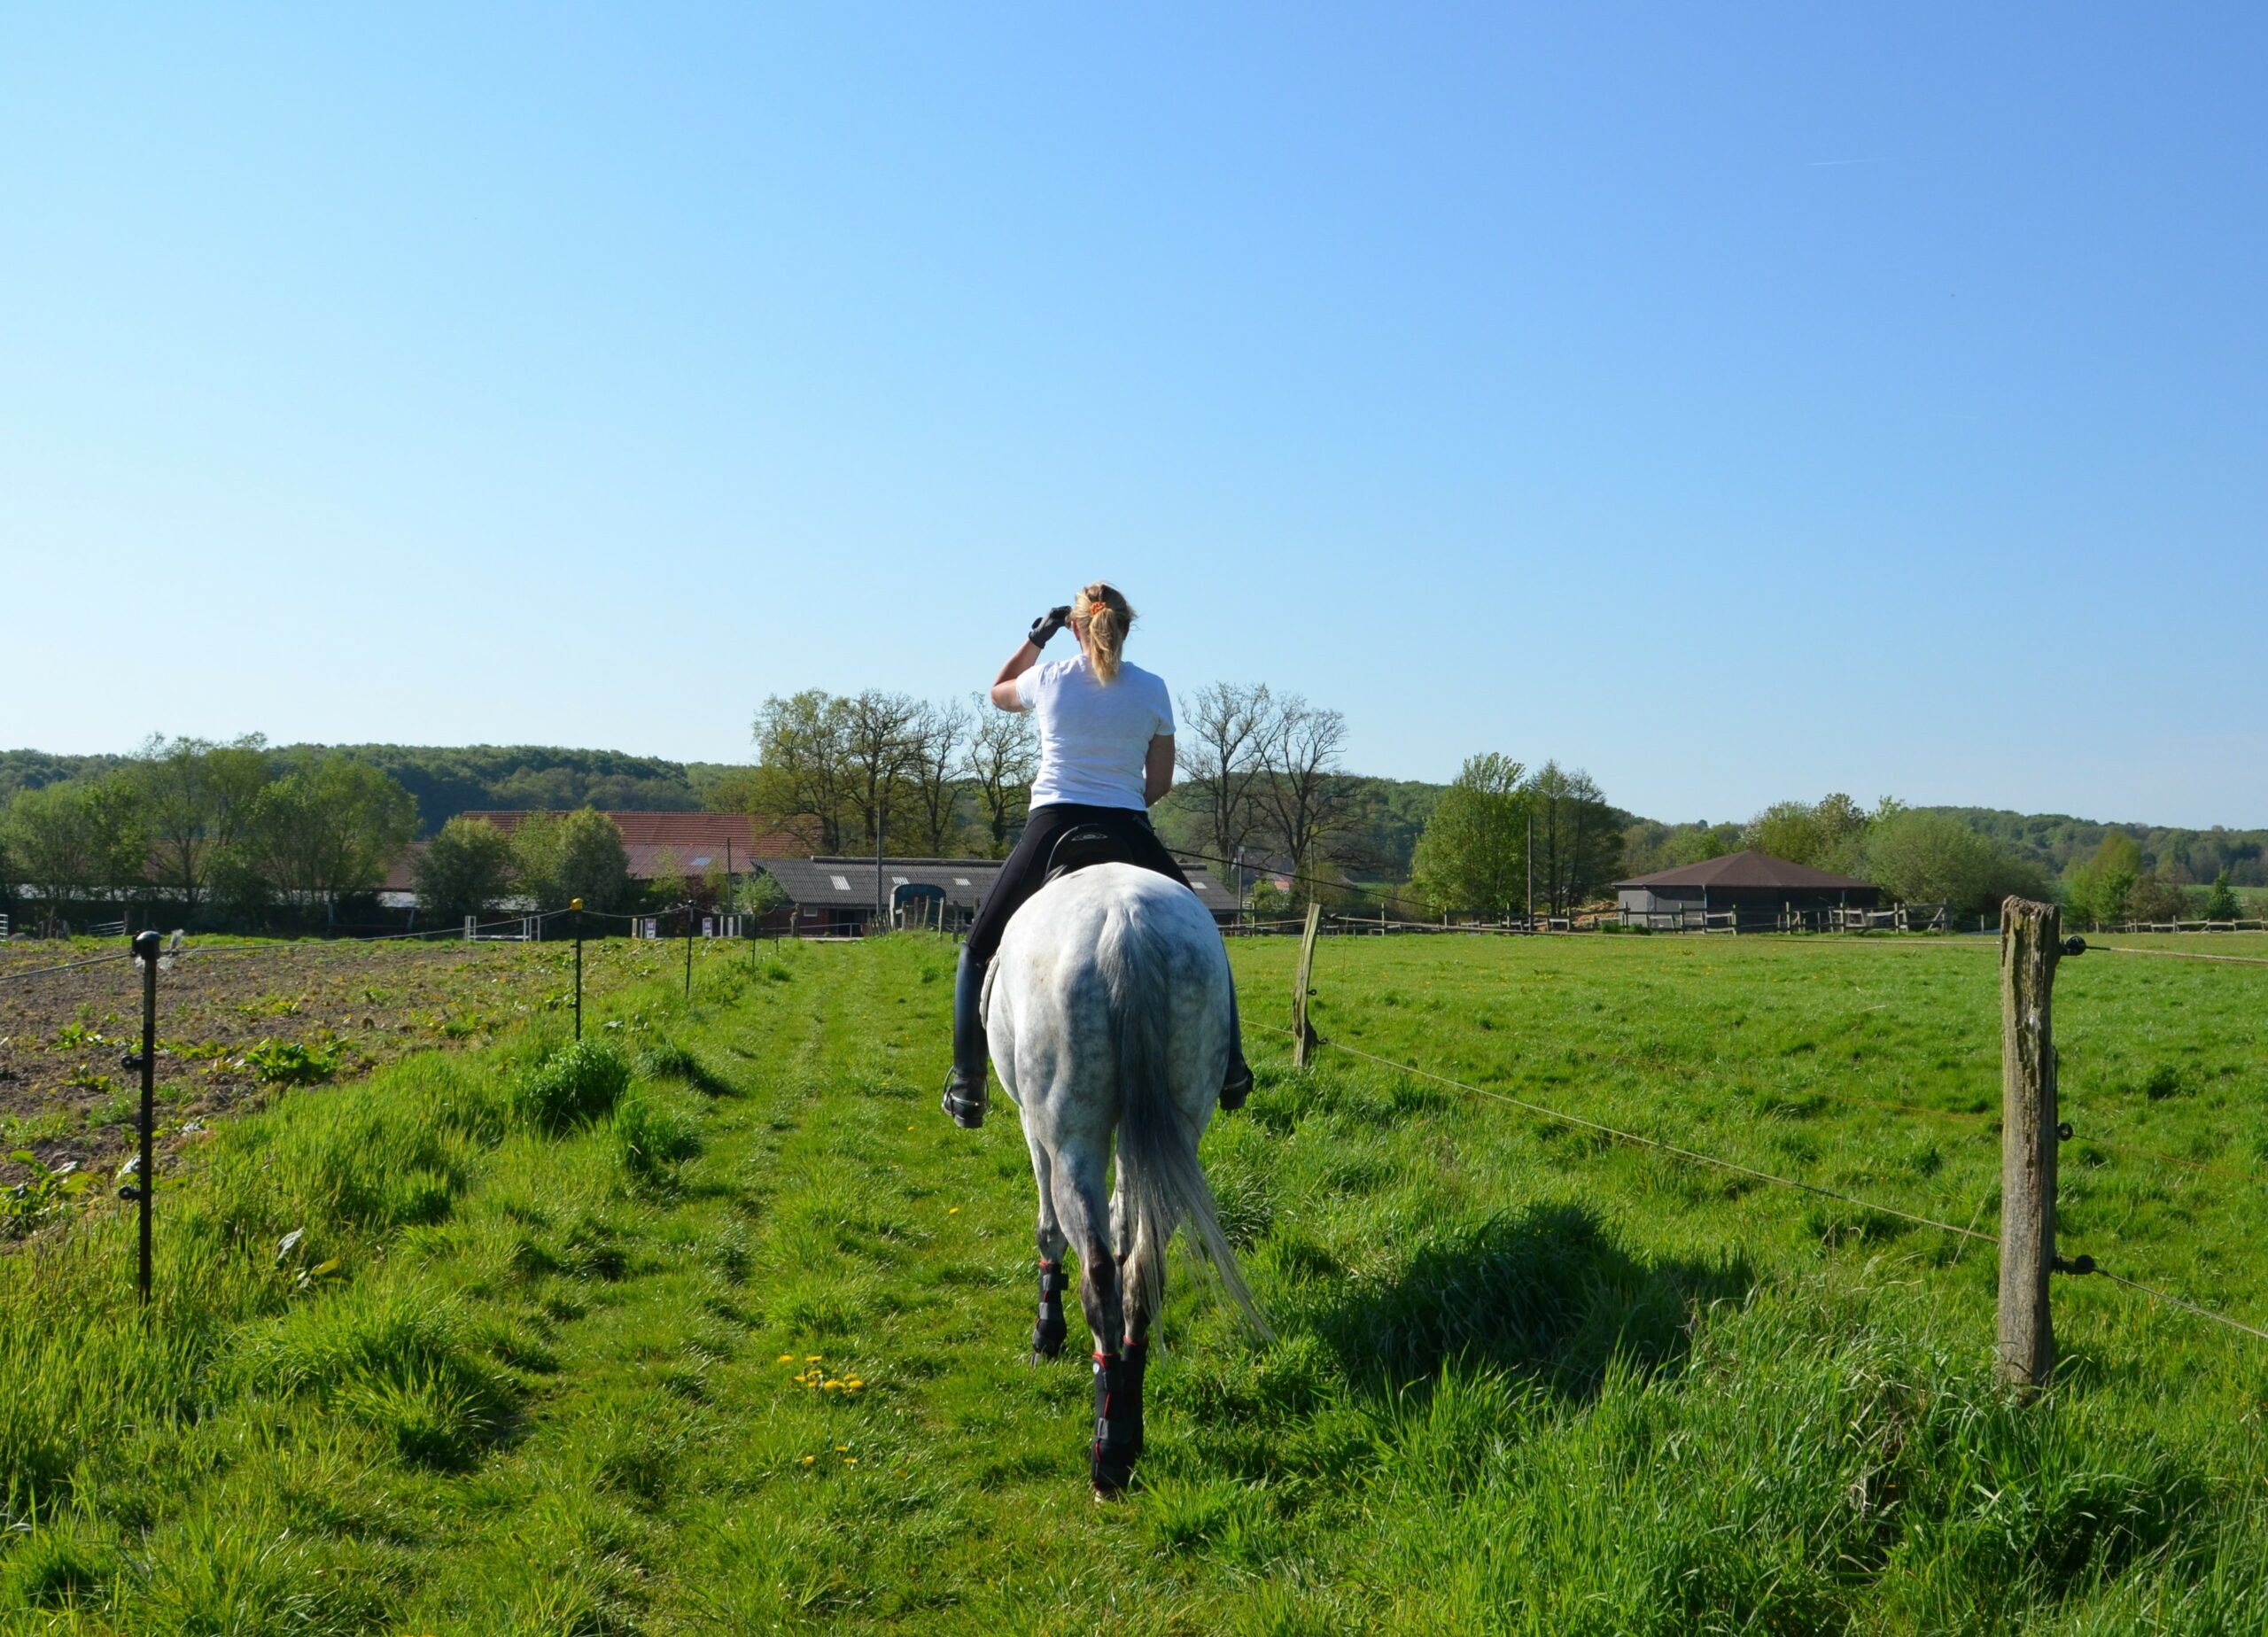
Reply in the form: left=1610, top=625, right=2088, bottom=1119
left=571, top=898, right=584, bottom=1041
left=124, top=930, right=159, bottom=1304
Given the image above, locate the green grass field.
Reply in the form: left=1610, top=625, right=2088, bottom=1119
left=4, top=931, right=2264, bottom=1633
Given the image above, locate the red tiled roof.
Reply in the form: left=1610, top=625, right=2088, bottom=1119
left=455, top=811, right=802, bottom=854
left=382, top=810, right=804, bottom=891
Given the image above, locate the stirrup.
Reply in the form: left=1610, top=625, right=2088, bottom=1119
left=941, top=1065, right=986, bottom=1129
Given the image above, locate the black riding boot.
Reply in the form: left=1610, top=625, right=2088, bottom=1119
left=1219, top=983, right=1254, bottom=1111
left=941, top=944, right=990, bottom=1129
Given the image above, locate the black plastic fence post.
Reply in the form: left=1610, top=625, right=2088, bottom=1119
left=571, top=899, right=584, bottom=1041
left=131, top=929, right=159, bottom=1304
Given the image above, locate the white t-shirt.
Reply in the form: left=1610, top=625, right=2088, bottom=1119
left=1018, top=656, right=1176, bottom=811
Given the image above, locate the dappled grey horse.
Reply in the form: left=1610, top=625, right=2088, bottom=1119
left=983, top=863, right=1269, bottom=1494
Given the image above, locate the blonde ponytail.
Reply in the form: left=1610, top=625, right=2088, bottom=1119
left=1075, top=582, right=1135, bottom=683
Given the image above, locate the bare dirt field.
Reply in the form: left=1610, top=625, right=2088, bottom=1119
left=0, top=936, right=656, bottom=1194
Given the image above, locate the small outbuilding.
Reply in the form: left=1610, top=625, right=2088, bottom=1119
left=1614, top=850, right=1880, bottom=931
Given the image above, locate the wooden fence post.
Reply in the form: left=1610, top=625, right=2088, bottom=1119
left=1292, top=901, right=1322, bottom=1069
left=1998, top=896, right=2062, bottom=1395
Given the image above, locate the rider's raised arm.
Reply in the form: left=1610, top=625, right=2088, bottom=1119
left=991, top=604, right=1073, bottom=712
left=1144, top=733, right=1175, bottom=807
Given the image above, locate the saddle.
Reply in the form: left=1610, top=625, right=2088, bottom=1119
left=1045, top=824, right=1143, bottom=884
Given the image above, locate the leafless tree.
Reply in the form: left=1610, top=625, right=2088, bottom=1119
left=841, top=689, right=927, bottom=854
left=961, top=692, right=1037, bottom=857
left=904, top=699, right=970, bottom=856
left=1255, top=694, right=1353, bottom=903
left=1177, top=682, right=1271, bottom=876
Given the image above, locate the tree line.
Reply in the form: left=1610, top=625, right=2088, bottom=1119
left=0, top=737, right=418, bottom=933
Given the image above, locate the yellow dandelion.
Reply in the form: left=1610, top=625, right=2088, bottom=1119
left=835, top=1445, right=848, bottom=1453
left=948, top=1206, right=960, bottom=1215
left=845, top=1377, right=864, bottom=1389
left=806, top=1354, right=822, bottom=1362
left=777, top=1354, right=795, bottom=1364
left=800, top=1455, right=815, bottom=1467
left=843, top=1456, right=858, bottom=1465
left=823, top=1379, right=843, bottom=1391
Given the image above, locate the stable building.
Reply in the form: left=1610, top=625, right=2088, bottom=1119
left=1614, top=850, right=1880, bottom=931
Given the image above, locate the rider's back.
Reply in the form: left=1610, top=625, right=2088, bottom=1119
left=1019, top=655, right=1174, bottom=811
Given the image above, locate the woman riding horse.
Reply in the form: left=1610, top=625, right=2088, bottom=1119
left=942, top=582, right=1253, bottom=1129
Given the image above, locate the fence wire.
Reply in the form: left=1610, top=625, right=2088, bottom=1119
left=1257, top=1013, right=2268, bottom=1349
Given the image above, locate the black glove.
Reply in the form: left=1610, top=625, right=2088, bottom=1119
left=1029, top=605, right=1073, bottom=648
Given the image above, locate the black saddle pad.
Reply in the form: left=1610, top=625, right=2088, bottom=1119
left=1045, top=824, right=1139, bottom=884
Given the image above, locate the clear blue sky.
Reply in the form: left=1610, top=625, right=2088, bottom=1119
left=5, top=6, right=2263, bottom=828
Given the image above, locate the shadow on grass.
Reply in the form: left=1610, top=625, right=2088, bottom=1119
left=1315, top=1200, right=1750, bottom=1400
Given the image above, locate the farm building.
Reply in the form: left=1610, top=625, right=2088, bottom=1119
left=1614, top=850, right=1880, bottom=931
left=755, top=855, right=1244, bottom=936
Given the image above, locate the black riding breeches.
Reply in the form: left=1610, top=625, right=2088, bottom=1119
left=963, top=803, right=1191, bottom=963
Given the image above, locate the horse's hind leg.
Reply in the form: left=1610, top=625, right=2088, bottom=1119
left=1050, top=1147, right=1140, bottom=1494
left=1027, top=1134, right=1070, bottom=1360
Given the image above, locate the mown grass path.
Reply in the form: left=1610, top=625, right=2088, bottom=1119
left=4, top=933, right=2266, bottom=1633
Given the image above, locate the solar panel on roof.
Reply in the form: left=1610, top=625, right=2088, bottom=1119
left=891, top=875, right=908, bottom=886
left=829, top=874, right=851, bottom=891
left=954, top=877, right=970, bottom=886
left=691, top=856, right=713, bottom=868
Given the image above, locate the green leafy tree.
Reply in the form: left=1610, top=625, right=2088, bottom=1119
left=2124, top=873, right=2188, bottom=925
left=738, top=871, right=791, bottom=915
left=1410, top=753, right=1529, bottom=917
left=1667, top=823, right=1743, bottom=866
left=414, top=816, right=517, bottom=920
left=1860, top=811, right=2050, bottom=916
left=245, top=756, right=416, bottom=925
left=1744, top=794, right=1870, bottom=871
left=2204, top=871, right=2241, bottom=921
left=514, top=809, right=633, bottom=912
left=128, top=733, right=272, bottom=924
left=2064, top=833, right=2142, bottom=927
left=647, top=846, right=687, bottom=911
left=752, top=691, right=855, bottom=852
left=0, top=776, right=150, bottom=926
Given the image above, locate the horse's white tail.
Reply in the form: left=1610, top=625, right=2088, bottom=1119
left=1101, top=908, right=1272, bottom=1341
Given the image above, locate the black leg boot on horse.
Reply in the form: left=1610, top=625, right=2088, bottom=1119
left=1091, top=1349, right=1144, bottom=1495
left=941, top=944, right=990, bottom=1129
left=1218, top=982, right=1254, bottom=1111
